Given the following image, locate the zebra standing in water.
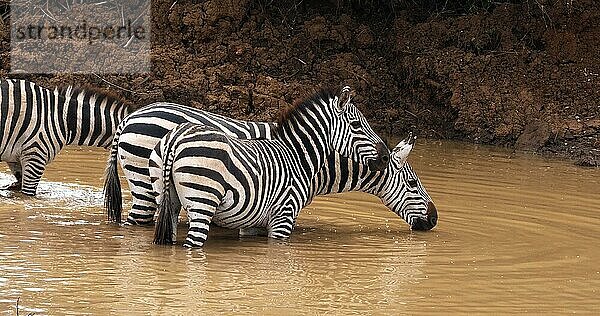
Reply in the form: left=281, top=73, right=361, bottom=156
left=104, top=93, right=437, bottom=230
left=104, top=103, right=277, bottom=223
left=150, top=87, right=389, bottom=247
left=0, top=78, right=130, bottom=195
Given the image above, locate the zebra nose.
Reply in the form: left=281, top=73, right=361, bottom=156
left=427, top=201, right=438, bottom=228
left=381, top=151, right=390, bottom=164
left=411, top=202, right=438, bottom=231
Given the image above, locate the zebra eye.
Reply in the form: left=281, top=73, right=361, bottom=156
left=350, top=121, right=361, bottom=129
left=407, top=179, right=418, bottom=187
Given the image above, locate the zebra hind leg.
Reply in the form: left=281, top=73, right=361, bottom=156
left=133, top=188, right=181, bottom=226
left=183, top=206, right=217, bottom=248
left=129, top=160, right=164, bottom=225
left=126, top=193, right=160, bottom=226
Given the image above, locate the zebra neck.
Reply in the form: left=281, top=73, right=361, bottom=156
left=277, top=111, right=331, bottom=185
left=312, top=153, right=387, bottom=196
left=361, top=168, right=389, bottom=196
left=62, top=88, right=128, bottom=148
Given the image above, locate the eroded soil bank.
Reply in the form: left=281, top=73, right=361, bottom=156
left=0, top=0, right=598, bottom=166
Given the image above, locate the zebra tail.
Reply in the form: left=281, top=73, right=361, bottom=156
left=104, top=130, right=123, bottom=223
left=153, top=137, right=177, bottom=245
left=153, top=185, right=174, bottom=245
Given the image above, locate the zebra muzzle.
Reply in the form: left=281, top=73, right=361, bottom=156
left=411, top=202, right=438, bottom=231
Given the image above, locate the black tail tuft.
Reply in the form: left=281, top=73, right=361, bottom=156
left=104, top=145, right=123, bottom=223
left=152, top=126, right=181, bottom=245
left=153, top=187, right=174, bottom=245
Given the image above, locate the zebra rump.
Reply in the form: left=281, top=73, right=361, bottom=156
left=104, top=103, right=277, bottom=222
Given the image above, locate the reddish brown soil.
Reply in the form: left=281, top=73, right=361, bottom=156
left=1, top=1, right=598, bottom=166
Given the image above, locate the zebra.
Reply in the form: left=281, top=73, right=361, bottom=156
left=198, top=133, right=436, bottom=237
left=310, top=132, right=437, bottom=230
left=104, top=93, right=437, bottom=231
left=104, top=102, right=278, bottom=224
left=0, top=78, right=130, bottom=195
left=149, top=87, right=389, bottom=247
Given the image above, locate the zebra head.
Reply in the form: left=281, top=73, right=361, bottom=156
left=330, top=86, right=389, bottom=171
left=379, top=133, right=438, bottom=231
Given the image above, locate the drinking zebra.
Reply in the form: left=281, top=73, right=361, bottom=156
left=104, top=91, right=437, bottom=231
left=310, top=132, right=437, bottom=230
left=0, top=78, right=130, bottom=195
left=150, top=87, right=389, bottom=247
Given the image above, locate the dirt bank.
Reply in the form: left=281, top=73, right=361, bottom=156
left=0, top=0, right=598, bottom=166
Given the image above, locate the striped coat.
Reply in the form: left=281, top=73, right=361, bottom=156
left=104, top=101, right=437, bottom=231
left=150, top=87, right=389, bottom=247
left=1, top=79, right=130, bottom=195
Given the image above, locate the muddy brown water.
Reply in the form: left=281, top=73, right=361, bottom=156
left=0, top=141, right=598, bottom=314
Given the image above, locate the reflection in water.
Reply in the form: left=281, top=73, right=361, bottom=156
left=0, top=173, right=102, bottom=209
left=0, top=143, right=599, bottom=314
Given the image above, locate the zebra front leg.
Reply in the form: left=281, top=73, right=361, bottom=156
left=267, top=205, right=298, bottom=240
left=2, top=162, right=22, bottom=191
left=19, top=154, right=48, bottom=196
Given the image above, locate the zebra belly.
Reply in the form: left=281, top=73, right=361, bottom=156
left=0, top=137, right=37, bottom=163
left=211, top=206, right=268, bottom=229
left=0, top=130, right=29, bottom=162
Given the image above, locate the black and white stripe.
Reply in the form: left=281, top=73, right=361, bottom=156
left=104, top=93, right=437, bottom=230
left=104, top=102, right=277, bottom=223
left=0, top=79, right=130, bottom=195
left=311, top=134, right=437, bottom=230
left=149, top=87, right=388, bottom=247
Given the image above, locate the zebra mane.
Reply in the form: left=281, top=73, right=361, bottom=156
left=57, top=84, right=132, bottom=110
left=276, top=87, right=339, bottom=129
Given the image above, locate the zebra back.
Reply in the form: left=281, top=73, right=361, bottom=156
left=60, top=85, right=131, bottom=148
left=1, top=78, right=130, bottom=195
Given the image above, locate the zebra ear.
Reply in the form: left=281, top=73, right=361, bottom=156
left=392, top=132, right=416, bottom=164
left=336, top=86, right=353, bottom=112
